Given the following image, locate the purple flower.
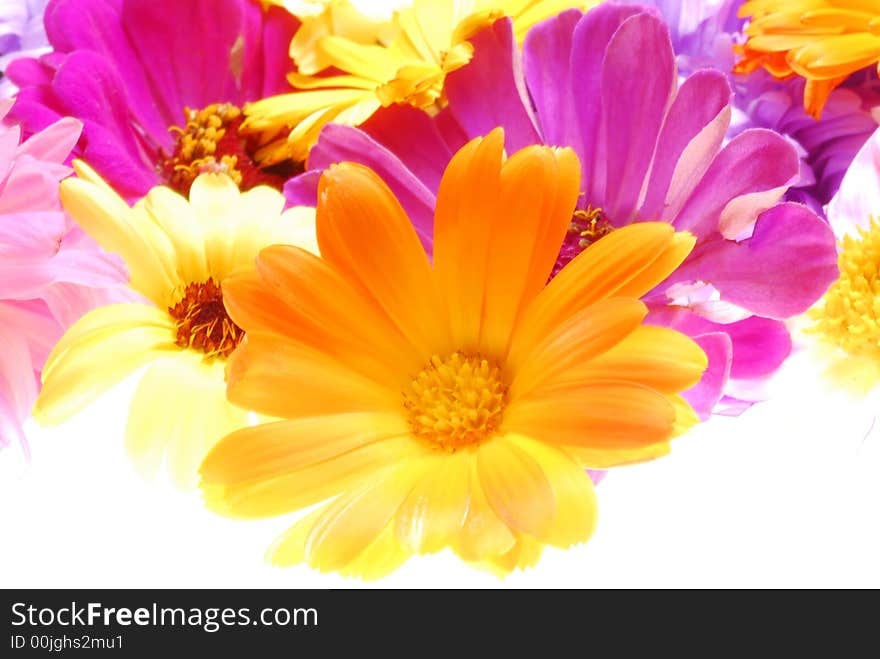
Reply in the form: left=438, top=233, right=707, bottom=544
left=287, top=4, right=840, bottom=418
left=0, top=0, right=50, bottom=98
left=639, top=0, right=880, bottom=214
left=7, top=0, right=299, bottom=200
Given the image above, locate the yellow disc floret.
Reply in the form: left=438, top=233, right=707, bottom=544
left=810, top=217, right=880, bottom=360
left=403, top=352, right=508, bottom=451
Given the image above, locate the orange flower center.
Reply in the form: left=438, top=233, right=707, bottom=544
left=550, top=206, right=612, bottom=279
left=403, top=352, right=508, bottom=451
left=160, top=103, right=301, bottom=196
left=168, top=279, right=243, bottom=358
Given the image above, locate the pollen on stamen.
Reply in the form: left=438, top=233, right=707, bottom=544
left=550, top=206, right=613, bottom=280
left=403, top=352, right=508, bottom=452
left=160, top=103, right=301, bottom=196
left=809, top=215, right=880, bottom=361
left=168, top=279, right=243, bottom=359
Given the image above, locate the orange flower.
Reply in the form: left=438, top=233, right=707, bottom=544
left=735, top=0, right=880, bottom=118
left=199, top=129, right=706, bottom=577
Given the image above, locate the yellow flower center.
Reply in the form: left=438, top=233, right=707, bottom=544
left=403, top=352, right=508, bottom=451
left=168, top=278, right=243, bottom=358
left=161, top=103, right=298, bottom=196
left=809, top=217, right=880, bottom=360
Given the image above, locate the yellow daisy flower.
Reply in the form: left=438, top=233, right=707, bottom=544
left=735, top=0, right=880, bottom=118
left=245, top=0, right=594, bottom=163
left=199, top=129, right=707, bottom=578
left=33, top=164, right=319, bottom=488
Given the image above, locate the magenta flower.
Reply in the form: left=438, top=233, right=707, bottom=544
left=287, top=4, right=840, bottom=418
left=0, top=100, right=129, bottom=456
left=6, top=0, right=298, bottom=200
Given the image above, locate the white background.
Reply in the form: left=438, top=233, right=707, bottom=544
left=2, top=0, right=878, bottom=589
left=2, top=344, right=878, bottom=589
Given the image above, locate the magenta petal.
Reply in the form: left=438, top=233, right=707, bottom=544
left=723, top=315, right=793, bottom=380
left=122, top=0, right=246, bottom=124
left=639, top=70, right=732, bottom=220
left=251, top=5, right=299, bottom=98
left=360, top=105, right=454, bottom=196
left=444, top=18, right=541, bottom=154
left=305, top=124, right=436, bottom=250
left=684, top=331, right=732, bottom=421
left=51, top=51, right=159, bottom=197
left=45, top=0, right=169, bottom=145
left=523, top=9, right=582, bottom=151
left=670, top=202, right=838, bottom=318
left=599, top=11, right=675, bottom=224
left=672, top=129, right=799, bottom=239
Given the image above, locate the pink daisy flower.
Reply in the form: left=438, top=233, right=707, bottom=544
left=0, top=99, right=129, bottom=456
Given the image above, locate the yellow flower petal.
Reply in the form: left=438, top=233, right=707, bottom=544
left=35, top=304, right=178, bottom=426
left=507, top=434, right=597, bottom=548
left=394, top=449, right=470, bottom=553
left=125, top=351, right=249, bottom=490
left=302, top=463, right=426, bottom=573
left=61, top=162, right=180, bottom=305
left=201, top=417, right=423, bottom=519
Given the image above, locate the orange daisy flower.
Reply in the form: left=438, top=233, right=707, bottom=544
left=735, top=0, right=880, bottom=118
left=199, top=129, right=707, bottom=577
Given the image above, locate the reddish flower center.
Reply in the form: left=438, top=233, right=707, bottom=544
left=160, top=103, right=301, bottom=196
left=168, top=279, right=242, bottom=358
left=550, top=206, right=613, bottom=280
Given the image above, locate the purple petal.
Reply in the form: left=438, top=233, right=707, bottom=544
left=669, top=202, right=838, bottom=318
left=598, top=11, right=675, bottom=224
left=640, top=70, right=732, bottom=220
left=683, top=331, right=732, bottom=421
left=671, top=128, right=799, bottom=239
left=283, top=169, right=320, bottom=209
left=648, top=306, right=792, bottom=380
left=444, top=18, right=540, bottom=153
left=523, top=8, right=582, bottom=150
left=570, top=3, right=645, bottom=203
left=305, top=124, right=435, bottom=251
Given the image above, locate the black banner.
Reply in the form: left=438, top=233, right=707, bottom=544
left=0, top=589, right=870, bottom=653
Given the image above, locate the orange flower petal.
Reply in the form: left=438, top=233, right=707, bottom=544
left=502, top=381, right=676, bottom=452
left=317, top=162, right=450, bottom=357
left=433, top=129, right=504, bottom=351
left=509, top=223, right=692, bottom=361
left=226, top=331, right=399, bottom=419
left=561, top=324, right=708, bottom=395
left=508, top=298, right=648, bottom=400
left=223, top=247, right=423, bottom=386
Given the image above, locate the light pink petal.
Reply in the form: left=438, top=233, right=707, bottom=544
left=640, top=70, right=731, bottom=221
left=826, top=126, right=880, bottom=239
